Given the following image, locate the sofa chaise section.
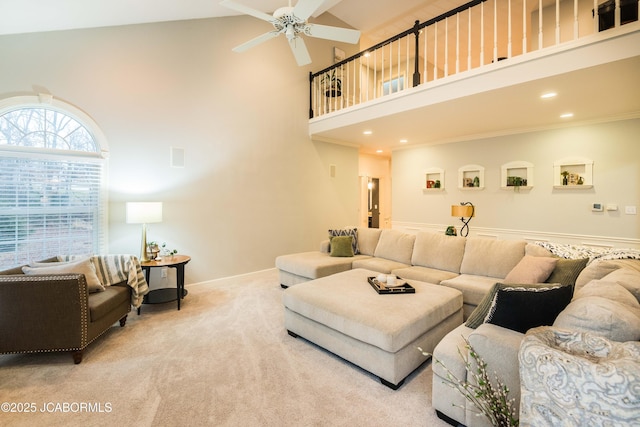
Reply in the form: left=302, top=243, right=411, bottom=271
left=275, top=228, right=382, bottom=287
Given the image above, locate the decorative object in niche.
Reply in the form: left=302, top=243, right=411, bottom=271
left=501, top=161, right=534, bottom=190
left=458, top=164, right=484, bottom=190
left=424, top=167, right=444, bottom=192
left=554, top=158, right=593, bottom=189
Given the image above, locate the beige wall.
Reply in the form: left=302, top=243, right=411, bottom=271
left=0, top=16, right=361, bottom=284
left=392, top=118, right=640, bottom=244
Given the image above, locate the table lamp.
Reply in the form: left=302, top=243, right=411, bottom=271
left=126, top=202, right=163, bottom=262
left=451, top=202, right=475, bottom=237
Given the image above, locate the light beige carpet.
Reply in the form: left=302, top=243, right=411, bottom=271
left=0, top=269, right=450, bottom=427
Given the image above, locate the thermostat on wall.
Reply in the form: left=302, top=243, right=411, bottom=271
left=592, top=203, right=603, bottom=212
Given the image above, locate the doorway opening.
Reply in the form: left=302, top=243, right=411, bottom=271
left=368, top=177, right=380, bottom=228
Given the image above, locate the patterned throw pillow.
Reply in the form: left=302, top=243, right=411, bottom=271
left=328, top=228, right=358, bottom=254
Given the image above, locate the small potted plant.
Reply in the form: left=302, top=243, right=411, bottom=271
left=561, top=170, right=569, bottom=185
left=323, top=70, right=342, bottom=97
left=161, top=242, right=178, bottom=259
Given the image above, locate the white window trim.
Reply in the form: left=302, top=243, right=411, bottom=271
left=0, top=94, right=109, bottom=261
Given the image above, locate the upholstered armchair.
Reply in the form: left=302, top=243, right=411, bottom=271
left=519, top=326, right=640, bottom=426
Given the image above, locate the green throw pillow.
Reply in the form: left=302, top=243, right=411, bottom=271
left=545, top=258, right=588, bottom=286
left=465, top=283, right=501, bottom=329
left=329, top=236, right=354, bottom=257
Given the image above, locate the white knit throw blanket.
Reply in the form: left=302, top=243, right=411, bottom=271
left=59, top=254, right=149, bottom=308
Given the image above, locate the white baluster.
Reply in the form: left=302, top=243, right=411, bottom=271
left=508, top=0, right=512, bottom=58
left=468, top=7, right=472, bottom=70
left=456, top=12, right=460, bottom=73
left=494, top=0, right=498, bottom=62
left=574, top=0, right=579, bottom=40
left=445, top=18, right=449, bottom=77
left=434, top=21, right=438, bottom=79
left=555, top=0, right=561, bottom=45
left=523, top=0, right=528, bottom=53
left=480, top=2, right=485, bottom=65
left=539, top=0, right=543, bottom=49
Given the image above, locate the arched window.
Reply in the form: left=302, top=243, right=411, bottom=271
left=0, top=94, right=108, bottom=268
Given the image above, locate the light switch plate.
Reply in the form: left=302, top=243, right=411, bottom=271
left=625, top=206, right=637, bottom=215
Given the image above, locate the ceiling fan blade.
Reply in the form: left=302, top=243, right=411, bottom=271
left=304, top=24, right=360, bottom=44
left=219, top=0, right=276, bottom=23
left=293, top=0, right=326, bottom=21
left=232, top=31, right=280, bottom=53
left=288, top=37, right=311, bottom=66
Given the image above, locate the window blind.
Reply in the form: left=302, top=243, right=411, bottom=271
left=0, top=152, right=106, bottom=269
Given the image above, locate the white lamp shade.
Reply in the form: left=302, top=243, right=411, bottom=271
left=126, top=202, right=163, bottom=224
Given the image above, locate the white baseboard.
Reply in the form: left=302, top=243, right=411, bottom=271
left=392, top=221, right=640, bottom=249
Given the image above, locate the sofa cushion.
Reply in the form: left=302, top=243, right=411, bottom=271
left=525, top=243, right=553, bottom=257
left=465, top=282, right=501, bottom=329
left=356, top=228, right=382, bottom=256
left=329, top=228, right=358, bottom=254
left=553, top=296, right=640, bottom=342
left=485, top=284, right=573, bottom=333
left=329, top=235, right=354, bottom=257
left=352, top=257, right=410, bottom=274
left=545, top=258, right=589, bottom=287
left=440, top=274, right=499, bottom=307
left=411, top=232, right=466, bottom=273
left=373, top=230, right=415, bottom=265
left=459, top=238, right=526, bottom=278
left=601, top=268, right=640, bottom=302
left=391, top=266, right=459, bottom=285
left=22, top=258, right=105, bottom=293
left=503, top=255, right=557, bottom=284
left=88, top=284, right=130, bottom=322
left=575, top=260, right=622, bottom=290
left=573, top=280, right=640, bottom=309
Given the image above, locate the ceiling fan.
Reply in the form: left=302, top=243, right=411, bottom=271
left=220, top=0, right=361, bottom=66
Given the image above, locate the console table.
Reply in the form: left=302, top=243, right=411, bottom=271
left=138, top=254, right=191, bottom=313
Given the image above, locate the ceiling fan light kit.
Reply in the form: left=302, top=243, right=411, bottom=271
left=220, top=0, right=360, bottom=66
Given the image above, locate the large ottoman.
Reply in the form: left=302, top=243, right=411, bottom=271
left=283, top=268, right=464, bottom=389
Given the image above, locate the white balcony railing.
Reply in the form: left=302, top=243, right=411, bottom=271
left=310, top=0, right=639, bottom=118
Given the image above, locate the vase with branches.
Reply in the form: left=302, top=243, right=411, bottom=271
left=419, top=338, right=519, bottom=427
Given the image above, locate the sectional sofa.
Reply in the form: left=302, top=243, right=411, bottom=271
left=276, top=227, right=640, bottom=426
left=277, top=228, right=540, bottom=318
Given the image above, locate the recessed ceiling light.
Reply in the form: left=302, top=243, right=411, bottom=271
left=400, top=139, right=408, bottom=143
left=560, top=113, right=574, bottom=118
left=376, top=149, right=383, bottom=153
left=363, top=130, right=372, bottom=135
left=541, top=92, right=557, bottom=99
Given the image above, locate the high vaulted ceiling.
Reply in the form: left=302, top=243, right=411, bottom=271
left=2, top=1, right=639, bottom=157
left=0, top=0, right=465, bottom=45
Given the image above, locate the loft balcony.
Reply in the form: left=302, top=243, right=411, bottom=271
left=308, top=0, right=640, bottom=154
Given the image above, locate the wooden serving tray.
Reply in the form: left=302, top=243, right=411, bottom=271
left=367, top=277, right=415, bottom=294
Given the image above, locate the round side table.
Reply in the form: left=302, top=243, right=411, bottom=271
left=138, top=254, right=191, bottom=313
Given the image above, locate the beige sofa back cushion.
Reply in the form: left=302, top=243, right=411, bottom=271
left=373, top=229, right=415, bottom=265
left=460, top=238, right=526, bottom=278
left=411, top=232, right=466, bottom=273
left=357, top=228, right=383, bottom=256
